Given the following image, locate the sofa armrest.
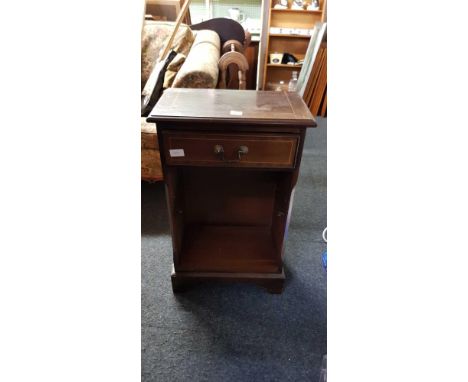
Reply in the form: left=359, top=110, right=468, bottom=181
left=171, top=30, right=220, bottom=88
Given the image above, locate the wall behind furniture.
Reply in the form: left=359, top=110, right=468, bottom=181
left=190, top=0, right=261, bottom=23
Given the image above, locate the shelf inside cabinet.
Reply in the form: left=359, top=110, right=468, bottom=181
left=178, top=224, right=280, bottom=273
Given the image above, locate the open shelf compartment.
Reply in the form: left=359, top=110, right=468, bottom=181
left=170, top=167, right=292, bottom=274
left=179, top=224, right=279, bottom=273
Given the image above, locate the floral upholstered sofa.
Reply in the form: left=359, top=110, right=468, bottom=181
left=141, top=19, right=250, bottom=181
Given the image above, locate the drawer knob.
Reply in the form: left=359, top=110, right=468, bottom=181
left=214, top=144, right=224, bottom=160
left=238, top=145, right=249, bottom=159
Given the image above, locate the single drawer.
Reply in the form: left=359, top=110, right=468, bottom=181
left=163, top=132, right=299, bottom=168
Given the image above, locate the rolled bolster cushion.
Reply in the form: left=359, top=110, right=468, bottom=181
left=172, top=30, right=220, bottom=89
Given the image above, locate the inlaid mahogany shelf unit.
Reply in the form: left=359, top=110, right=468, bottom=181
left=147, top=88, right=316, bottom=293
left=262, top=0, right=326, bottom=90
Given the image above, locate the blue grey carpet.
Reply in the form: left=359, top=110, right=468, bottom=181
left=142, top=118, right=327, bottom=381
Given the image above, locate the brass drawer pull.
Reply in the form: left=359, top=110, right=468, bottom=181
left=214, top=144, right=224, bottom=160
left=237, top=145, right=249, bottom=160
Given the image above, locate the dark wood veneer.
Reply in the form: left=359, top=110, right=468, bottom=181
left=163, top=132, right=299, bottom=168
left=148, top=89, right=315, bottom=293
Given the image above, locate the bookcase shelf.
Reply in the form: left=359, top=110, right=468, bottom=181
left=271, top=8, right=322, bottom=14
left=267, top=63, right=303, bottom=68
left=269, top=33, right=311, bottom=38
left=261, top=0, right=327, bottom=90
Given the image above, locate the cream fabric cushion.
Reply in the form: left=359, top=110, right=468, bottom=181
left=172, top=30, right=220, bottom=88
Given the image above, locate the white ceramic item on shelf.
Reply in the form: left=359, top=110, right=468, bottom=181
left=291, top=0, right=304, bottom=10
left=274, top=4, right=288, bottom=9
left=307, top=0, right=320, bottom=10
left=269, top=52, right=284, bottom=64
left=274, top=0, right=288, bottom=8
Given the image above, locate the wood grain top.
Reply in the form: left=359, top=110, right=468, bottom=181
left=147, top=89, right=316, bottom=127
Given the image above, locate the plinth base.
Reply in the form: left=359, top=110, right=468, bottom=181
left=170, top=264, right=285, bottom=294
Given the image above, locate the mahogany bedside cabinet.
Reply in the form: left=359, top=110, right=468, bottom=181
left=147, top=88, right=316, bottom=293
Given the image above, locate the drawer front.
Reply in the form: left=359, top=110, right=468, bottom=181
left=163, top=132, right=299, bottom=168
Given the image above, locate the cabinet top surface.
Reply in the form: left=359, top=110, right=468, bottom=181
left=147, top=89, right=316, bottom=127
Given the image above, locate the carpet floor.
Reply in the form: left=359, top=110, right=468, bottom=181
left=142, top=118, right=327, bottom=382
